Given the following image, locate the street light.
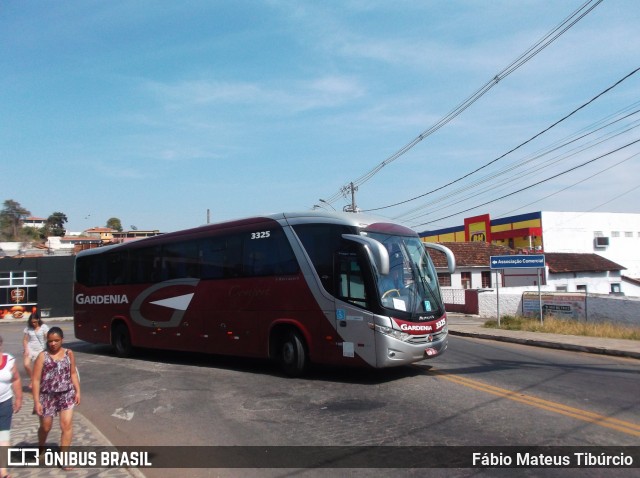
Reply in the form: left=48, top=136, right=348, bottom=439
left=318, top=199, right=336, bottom=211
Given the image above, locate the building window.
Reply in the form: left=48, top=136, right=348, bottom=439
left=437, top=273, right=451, bottom=287
left=481, top=271, right=491, bottom=288
left=625, top=231, right=633, bottom=238
left=610, top=283, right=622, bottom=294
left=576, top=284, right=587, bottom=292
left=461, top=272, right=471, bottom=289
left=556, top=285, right=568, bottom=292
left=594, top=231, right=603, bottom=237
left=0, top=271, right=38, bottom=319
left=611, top=231, right=620, bottom=238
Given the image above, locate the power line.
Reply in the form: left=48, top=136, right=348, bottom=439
left=583, top=183, right=640, bottom=213
left=396, top=117, right=640, bottom=223
left=410, top=138, right=640, bottom=227
left=321, top=0, right=604, bottom=207
left=366, top=66, right=640, bottom=214
left=495, top=152, right=640, bottom=217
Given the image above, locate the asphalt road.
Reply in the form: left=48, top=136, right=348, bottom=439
left=2, top=320, right=638, bottom=478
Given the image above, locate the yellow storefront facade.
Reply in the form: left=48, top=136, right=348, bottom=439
left=420, top=211, right=544, bottom=251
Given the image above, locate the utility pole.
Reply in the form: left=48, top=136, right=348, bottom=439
left=341, top=182, right=359, bottom=213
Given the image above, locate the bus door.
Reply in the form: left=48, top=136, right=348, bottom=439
left=197, top=275, right=270, bottom=357
left=200, top=233, right=266, bottom=357
left=195, top=285, right=233, bottom=356
left=333, top=250, right=377, bottom=366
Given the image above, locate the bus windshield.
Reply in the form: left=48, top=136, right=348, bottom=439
left=364, top=232, right=443, bottom=318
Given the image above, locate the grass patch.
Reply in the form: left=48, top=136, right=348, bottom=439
left=483, top=315, right=640, bottom=340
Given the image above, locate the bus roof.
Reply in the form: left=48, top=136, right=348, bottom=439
left=76, top=211, right=417, bottom=258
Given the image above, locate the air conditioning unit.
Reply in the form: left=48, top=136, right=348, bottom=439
left=594, top=236, right=610, bottom=248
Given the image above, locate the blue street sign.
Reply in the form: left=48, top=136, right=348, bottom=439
left=490, top=254, right=545, bottom=269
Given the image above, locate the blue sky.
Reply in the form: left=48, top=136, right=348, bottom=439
left=2, top=0, right=639, bottom=234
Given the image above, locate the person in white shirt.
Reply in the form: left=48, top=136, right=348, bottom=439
left=0, top=335, right=23, bottom=478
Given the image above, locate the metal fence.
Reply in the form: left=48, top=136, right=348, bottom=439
left=441, top=288, right=466, bottom=305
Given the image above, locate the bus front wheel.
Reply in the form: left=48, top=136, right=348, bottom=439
left=280, top=330, right=307, bottom=377
left=112, top=323, right=133, bottom=357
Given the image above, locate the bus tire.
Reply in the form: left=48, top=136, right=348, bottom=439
left=280, top=330, right=307, bottom=377
left=112, top=323, right=133, bottom=357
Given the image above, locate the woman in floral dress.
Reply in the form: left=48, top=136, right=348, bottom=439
left=32, top=327, right=81, bottom=466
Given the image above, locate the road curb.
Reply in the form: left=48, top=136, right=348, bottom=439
left=449, top=329, right=640, bottom=359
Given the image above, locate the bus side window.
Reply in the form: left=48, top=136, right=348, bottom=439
left=162, top=240, right=200, bottom=280
left=76, top=255, right=104, bottom=286
left=271, top=229, right=299, bottom=275
left=292, top=223, right=354, bottom=295
left=76, top=256, right=90, bottom=286
left=147, top=247, right=164, bottom=282
left=223, top=235, right=243, bottom=278
left=106, top=252, right=126, bottom=285
left=336, top=251, right=368, bottom=308
left=200, top=237, right=225, bottom=279
left=242, top=228, right=298, bottom=277
left=91, top=256, right=108, bottom=286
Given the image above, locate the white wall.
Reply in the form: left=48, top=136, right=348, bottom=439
left=449, top=269, right=487, bottom=289
left=45, top=237, right=74, bottom=251
left=546, top=270, right=622, bottom=295
left=477, top=290, right=640, bottom=327
left=541, top=211, right=640, bottom=278
left=446, top=267, right=630, bottom=296
left=0, top=242, right=21, bottom=253
left=622, top=279, right=640, bottom=297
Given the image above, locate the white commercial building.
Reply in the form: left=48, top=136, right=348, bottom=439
left=422, top=211, right=640, bottom=295
left=539, top=212, right=640, bottom=279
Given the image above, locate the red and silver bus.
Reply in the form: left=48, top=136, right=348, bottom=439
left=74, top=212, right=455, bottom=376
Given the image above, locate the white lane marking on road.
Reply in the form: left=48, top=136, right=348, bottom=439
left=112, top=408, right=134, bottom=421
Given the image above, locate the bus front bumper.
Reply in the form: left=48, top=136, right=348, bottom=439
left=375, top=329, right=448, bottom=367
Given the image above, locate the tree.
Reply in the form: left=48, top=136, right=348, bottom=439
left=0, top=213, right=10, bottom=241
left=46, top=212, right=68, bottom=237
left=106, top=217, right=123, bottom=232
left=22, top=226, right=42, bottom=241
left=0, top=199, right=31, bottom=240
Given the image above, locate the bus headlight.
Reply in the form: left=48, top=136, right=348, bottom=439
left=372, top=324, right=411, bottom=342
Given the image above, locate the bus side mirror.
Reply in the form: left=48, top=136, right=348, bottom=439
left=424, top=243, right=456, bottom=274
left=342, top=234, right=390, bottom=275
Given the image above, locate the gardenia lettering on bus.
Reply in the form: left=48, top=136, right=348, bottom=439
left=400, top=324, right=433, bottom=331
left=76, top=294, right=129, bottom=305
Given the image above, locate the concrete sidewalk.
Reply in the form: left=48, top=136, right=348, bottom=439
left=447, top=314, right=640, bottom=359
left=8, top=394, right=145, bottom=478
left=0, top=316, right=144, bottom=477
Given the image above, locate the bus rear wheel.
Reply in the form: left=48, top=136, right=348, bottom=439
left=112, top=323, right=133, bottom=357
left=280, top=330, right=307, bottom=377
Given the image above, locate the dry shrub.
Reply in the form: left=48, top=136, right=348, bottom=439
left=483, top=315, right=639, bottom=340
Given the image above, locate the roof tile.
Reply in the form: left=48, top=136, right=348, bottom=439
left=428, top=242, right=625, bottom=273
left=428, top=242, right=515, bottom=268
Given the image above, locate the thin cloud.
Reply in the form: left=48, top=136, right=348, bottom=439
left=142, top=75, right=365, bottom=114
